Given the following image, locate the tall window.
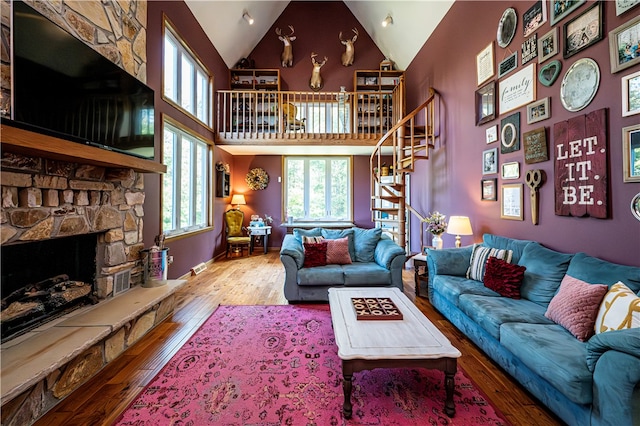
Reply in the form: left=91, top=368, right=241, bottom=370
left=162, top=118, right=211, bottom=236
left=284, top=156, right=352, bottom=222
left=163, top=21, right=212, bottom=128
left=294, top=101, right=351, bottom=133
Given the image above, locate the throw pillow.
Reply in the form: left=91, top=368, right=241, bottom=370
left=321, top=229, right=356, bottom=261
left=293, top=228, right=323, bottom=242
left=302, top=242, right=327, bottom=268
left=352, top=227, right=382, bottom=263
left=302, top=235, right=325, bottom=244
left=483, top=256, right=526, bottom=298
left=466, top=244, right=514, bottom=282
left=325, top=237, right=352, bottom=265
left=594, top=281, right=640, bottom=334
left=545, top=275, right=608, bottom=341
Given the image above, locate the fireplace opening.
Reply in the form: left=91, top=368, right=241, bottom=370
left=1, top=234, right=98, bottom=342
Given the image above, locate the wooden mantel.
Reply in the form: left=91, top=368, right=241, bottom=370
left=1, top=123, right=166, bottom=174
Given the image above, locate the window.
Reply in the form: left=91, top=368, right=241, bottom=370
left=293, top=101, right=351, bottom=133
left=284, top=156, right=352, bottom=222
left=162, top=118, right=212, bottom=236
left=163, top=20, right=212, bottom=128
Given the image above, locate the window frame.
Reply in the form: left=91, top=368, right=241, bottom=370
left=161, top=114, right=214, bottom=239
left=283, top=156, right=353, bottom=223
left=162, top=17, right=213, bottom=130
left=293, top=100, right=351, bottom=134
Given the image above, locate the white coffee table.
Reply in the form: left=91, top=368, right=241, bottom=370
left=328, top=287, right=461, bottom=419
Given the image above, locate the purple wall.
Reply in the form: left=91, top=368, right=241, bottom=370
left=405, top=1, right=640, bottom=266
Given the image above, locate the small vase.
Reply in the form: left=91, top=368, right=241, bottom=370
left=432, top=234, right=443, bottom=250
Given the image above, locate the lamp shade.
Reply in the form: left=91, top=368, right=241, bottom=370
left=230, top=194, right=246, bottom=207
left=447, top=216, right=473, bottom=236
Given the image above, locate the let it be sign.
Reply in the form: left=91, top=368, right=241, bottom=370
left=554, top=109, right=608, bottom=218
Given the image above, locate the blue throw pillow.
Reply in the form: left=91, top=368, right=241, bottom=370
left=351, top=227, right=382, bottom=262
left=483, top=234, right=534, bottom=264
left=321, top=228, right=356, bottom=262
left=293, top=228, right=323, bottom=243
left=518, top=242, right=573, bottom=306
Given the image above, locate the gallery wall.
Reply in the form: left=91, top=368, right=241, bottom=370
left=405, top=0, right=640, bottom=266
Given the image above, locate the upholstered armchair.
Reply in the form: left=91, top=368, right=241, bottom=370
left=224, top=209, right=250, bottom=257
left=282, top=103, right=306, bottom=132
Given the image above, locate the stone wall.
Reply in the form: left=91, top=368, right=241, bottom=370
left=0, top=152, right=146, bottom=295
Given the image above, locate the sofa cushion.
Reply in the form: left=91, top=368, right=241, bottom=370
left=374, top=237, right=406, bottom=269
left=432, top=275, right=499, bottom=307
left=483, top=234, right=533, bottom=264
left=466, top=244, right=513, bottom=281
left=325, top=237, right=352, bottom=265
left=483, top=257, right=526, bottom=298
left=459, top=294, right=552, bottom=340
left=352, top=227, right=382, bottom=262
left=321, top=228, right=356, bottom=261
left=545, top=275, right=608, bottom=341
left=427, top=246, right=474, bottom=277
left=293, top=227, right=323, bottom=242
left=566, top=252, right=640, bottom=294
left=500, top=322, right=593, bottom=405
left=342, top=262, right=390, bottom=285
left=518, top=242, right=573, bottom=307
left=297, top=264, right=345, bottom=286
left=595, top=281, right=640, bottom=334
left=303, top=242, right=327, bottom=268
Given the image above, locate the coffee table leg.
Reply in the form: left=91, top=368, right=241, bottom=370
left=342, top=372, right=353, bottom=419
left=444, top=370, right=455, bottom=417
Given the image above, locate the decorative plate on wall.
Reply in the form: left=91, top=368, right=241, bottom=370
left=560, top=58, right=600, bottom=112
left=497, top=8, right=517, bottom=48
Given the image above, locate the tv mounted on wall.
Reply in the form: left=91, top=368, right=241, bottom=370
left=10, top=1, right=155, bottom=160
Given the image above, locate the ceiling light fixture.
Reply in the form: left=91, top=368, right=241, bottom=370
left=243, top=12, right=254, bottom=25
left=381, top=14, right=393, bottom=27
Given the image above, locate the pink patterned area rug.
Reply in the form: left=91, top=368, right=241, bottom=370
left=114, top=305, right=509, bottom=425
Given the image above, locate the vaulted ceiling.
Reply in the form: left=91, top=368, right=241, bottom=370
left=184, top=1, right=454, bottom=71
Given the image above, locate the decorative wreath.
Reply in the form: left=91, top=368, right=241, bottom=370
left=246, top=167, right=269, bottom=190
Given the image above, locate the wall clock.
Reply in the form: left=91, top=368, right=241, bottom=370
left=560, top=58, right=600, bottom=112
left=497, top=8, right=517, bottom=48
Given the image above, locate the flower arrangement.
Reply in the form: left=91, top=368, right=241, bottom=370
left=246, top=167, right=269, bottom=190
left=425, top=211, right=447, bottom=235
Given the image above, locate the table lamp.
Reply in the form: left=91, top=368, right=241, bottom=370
left=230, top=194, right=246, bottom=210
left=446, top=216, right=473, bottom=248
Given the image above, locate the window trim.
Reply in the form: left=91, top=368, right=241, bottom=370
left=162, top=16, right=214, bottom=131
left=282, top=155, right=353, bottom=223
left=161, top=114, right=214, bottom=240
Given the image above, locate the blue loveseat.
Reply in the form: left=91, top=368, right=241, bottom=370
left=280, top=227, right=406, bottom=302
left=427, top=234, right=640, bottom=426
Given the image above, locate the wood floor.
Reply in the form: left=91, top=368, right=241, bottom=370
left=33, top=251, right=564, bottom=426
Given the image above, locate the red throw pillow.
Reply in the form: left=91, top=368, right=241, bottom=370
left=325, top=237, right=352, bottom=265
left=483, top=256, right=526, bottom=299
left=303, top=242, right=327, bottom=267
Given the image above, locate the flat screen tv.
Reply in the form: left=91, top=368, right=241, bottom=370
left=10, top=1, right=155, bottom=160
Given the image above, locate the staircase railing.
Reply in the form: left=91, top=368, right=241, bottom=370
left=370, top=87, right=438, bottom=250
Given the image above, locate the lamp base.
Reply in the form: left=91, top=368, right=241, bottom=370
left=455, top=235, right=462, bottom=248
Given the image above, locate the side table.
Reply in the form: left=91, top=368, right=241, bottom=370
left=247, top=226, right=271, bottom=255
left=412, top=253, right=428, bottom=298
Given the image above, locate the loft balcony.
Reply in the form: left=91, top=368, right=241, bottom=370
left=215, top=87, right=404, bottom=154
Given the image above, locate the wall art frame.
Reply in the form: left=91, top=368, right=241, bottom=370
left=475, top=81, right=496, bottom=125
left=523, top=0, right=547, bottom=37
left=616, top=0, right=640, bottom=16
left=527, top=97, right=551, bottom=124
left=498, top=52, right=518, bottom=78
left=499, top=63, right=536, bottom=114
left=562, top=1, right=603, bottom=59
left=523, top=127, right=549, bottom=164
left=538, top=28, right=559, bottom=63
left=486, top=125, right=498, bottom=144
left=497, top=7, right=518, bottom=48
left=550, top=0, right=585, bottom=25
left=608, top=15, right=640, bottom=73
left=500, top=112, right=521, bottom=154
left=622, top=123, right=640, bottom=182
left=477, top=42, right=495, bottom=86
left=481, top=178, right=498, bottom=201
left=622, top=70, right=640, bottom=117
left=522, top=34, right=538, bottom=64
left=482, top=147, right=498, bottom=175
left=501, top=161, right=520, bottom=180
left=501, top=183, right=524, bottom=220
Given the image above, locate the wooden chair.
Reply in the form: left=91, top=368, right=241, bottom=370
left=282, top=103, right=306, bottom=132
left=224, top=209, right=251, bottom=257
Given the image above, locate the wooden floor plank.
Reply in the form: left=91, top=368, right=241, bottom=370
left=32, top=252, right=563, bottom=426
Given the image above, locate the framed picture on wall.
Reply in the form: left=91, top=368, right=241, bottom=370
left=527, top=97, right=551, bottom=124
left=550, top=0, right=585, bottom=25
left=501, top=162, right=520, bottom=180
left=622, top=124, right=640, bottom=182
left=538, top=28, right=559, bottom=63
left=501, top=183, right=524, bottom=220
left=616, top=0, right=640, bottom=16
left=563, top=1, right=603, bottom=59
left=622, top=70, right=640, bottom=117
left=483, top=147, right=498, bottom=175
left=475, top=81, right=496, bottom=125
left=523, top=0, right=547, bottom=37
left=486, top=125, right=499, bottom=143
left=609, top=15, right=640, bottom=73
left=481, top=178, right=498, bottom=201
left=477, top=42, right=495, bottom=86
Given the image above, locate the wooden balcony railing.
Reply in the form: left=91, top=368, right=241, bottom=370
left=216, top=86, right=403, bottom=145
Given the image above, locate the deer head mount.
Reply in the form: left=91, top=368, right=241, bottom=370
left=276, top=25, right=296, bottom=67
left=309, top=52, right=328, bottom=91
left=339, top=28, right=359, bottom=66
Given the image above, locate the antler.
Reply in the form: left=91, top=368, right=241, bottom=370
left=351, top=28, right=359, bottom=42
left=288, top=25, right=295, bottom=35
left=275, top=27, right=281, bottom=36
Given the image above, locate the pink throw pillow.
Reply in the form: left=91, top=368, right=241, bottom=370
left=545, top=275, right=608, bottom=341
left=325, top=237, right=352, bottom=265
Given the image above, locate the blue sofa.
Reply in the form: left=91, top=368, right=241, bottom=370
left=427, top=234, right=640, bottom=426
left=280, top=227, right=406, bottom=302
